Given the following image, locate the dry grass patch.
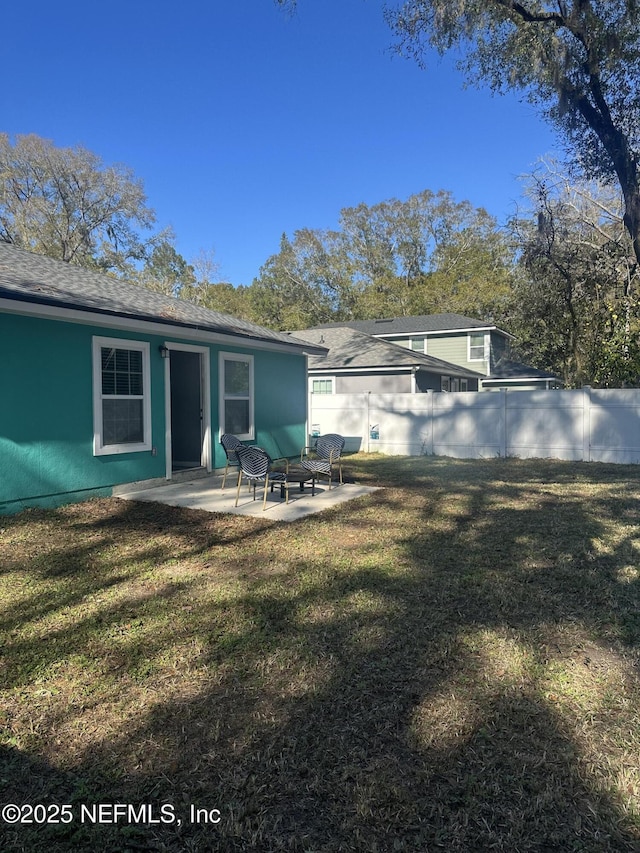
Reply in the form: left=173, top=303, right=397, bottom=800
left=1, top=455, right=640, bottom=851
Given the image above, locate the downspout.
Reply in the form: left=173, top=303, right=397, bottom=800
left=305, top=353, right=311, bottom=446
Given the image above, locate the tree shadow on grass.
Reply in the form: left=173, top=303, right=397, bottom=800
left=2, top=458, right=640, bottom=851
left=0, top=498, right=273, bottom=634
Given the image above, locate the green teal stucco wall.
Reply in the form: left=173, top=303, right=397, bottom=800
left=1, top=313, right=167, bottom=513
left=253, top=350, right=307, bottom=461
left=1, top=311, right=309, bottom=514
left=210, top=344, right=308, bottom=465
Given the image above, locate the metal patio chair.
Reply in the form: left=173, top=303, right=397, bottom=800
left=220, top=433, right=244, bottom=489
left=234, top=445, right=291, bottom=511
left=300, top=433, right=345, bottom=490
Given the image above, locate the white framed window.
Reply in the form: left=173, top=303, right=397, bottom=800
left=469, top=332, right=486, bottom=361
left=219, top=352, right=254, bottom=440
left=92, top=336, right=152, bottom=455
left=410, top=337, right=426, bottom=353
left=311, top=378, right=334, bottom=394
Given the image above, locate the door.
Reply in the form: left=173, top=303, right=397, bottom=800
left=169, top=350, right=203, bottom=471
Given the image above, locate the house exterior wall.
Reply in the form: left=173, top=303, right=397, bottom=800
left=384, top=331, right=515, bottom=380
left=415, top=371, right=441, bottom=392
left=426, top=333, right=488, bottom=374
left=489, top=334, right=508, bottom=366
left=0, top=310, right=308, bottom=514
left=312, top=370, right=479, bottom=395
left=483, top=381, right=550, bottom=392
left=334, top=372, right=413, bottom=394
left=252, top=349, right=307, bottom=459
left=415, top=372, right=480, bottom=392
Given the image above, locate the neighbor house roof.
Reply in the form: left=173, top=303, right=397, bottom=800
left=484, top=358, right=560, bottom=385
left=292, top=326, right=484, bottom=379
left=312, top=313, right=514, bottom=338
left=0, top=241, right=326, bottom=355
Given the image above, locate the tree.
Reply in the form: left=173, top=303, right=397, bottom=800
left=188, top=281, right=255, bottom=318
left=386, top=1, right=640, bottom=268
left=131, top=231, right=196, bottom=297
left=174, top=247, right=253, bottom=318
left=508, top=162, right=640, bottom=386
left=250, top=189, right=515, bottom=327
left=0, top=133, right=155, bottom=270
left=336, top=189, right=514, bottom=319
left=249, top=231, right=350, bottom=329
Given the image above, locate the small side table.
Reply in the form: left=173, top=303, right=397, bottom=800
left=270, top=464, right=316, bottom=498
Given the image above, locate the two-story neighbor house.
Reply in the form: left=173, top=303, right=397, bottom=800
left=292, top=326, right=484, bottom=394
left=312, top=314, right=560, bottom=391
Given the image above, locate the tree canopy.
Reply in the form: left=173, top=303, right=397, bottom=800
left=249, top=190, right=515, bottom=329
left=0, top=134, right=155, bottom=270
left=387, top=0, right=640, bottom=265
left=507, top=161, right=640, bottom=386
left=7, top=125, right=640, bottom=385
left=277, top=1, right=640, bottom=265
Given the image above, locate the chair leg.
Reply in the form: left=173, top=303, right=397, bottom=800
left=234, top=471, right=243, bottom=507
left=263, top=474, right=269, bottom=510
left=221, top=462, right=229, bottom=490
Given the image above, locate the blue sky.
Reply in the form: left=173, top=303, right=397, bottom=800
left=5, top=0, right=558, bottom=286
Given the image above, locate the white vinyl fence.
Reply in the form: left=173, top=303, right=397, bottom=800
left=309, top=387, right=640, bottom=464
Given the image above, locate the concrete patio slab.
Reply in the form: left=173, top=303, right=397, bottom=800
left=115, top=473, right=379, bottom=521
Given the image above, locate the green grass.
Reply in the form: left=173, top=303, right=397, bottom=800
left=1, top=454, right=640, bottom=851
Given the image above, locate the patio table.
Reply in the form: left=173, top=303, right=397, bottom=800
left=270, top=464, right=316, bottom=498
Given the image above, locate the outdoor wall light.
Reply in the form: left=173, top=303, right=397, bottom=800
left=159, top=345, right=170, bottom=359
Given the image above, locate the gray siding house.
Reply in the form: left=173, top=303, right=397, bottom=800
left=312, top=314, right=560, bottom=390
left=292, top=327, right=484, bottom=395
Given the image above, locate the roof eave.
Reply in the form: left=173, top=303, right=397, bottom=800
left=309, top=363, right=483, bottom=379
left=0, top=290, right=328, bottom=356
left=374, top=325, right=515, bottom=340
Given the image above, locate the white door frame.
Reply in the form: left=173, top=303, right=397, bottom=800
left=163, top=342, right=212, bottom=479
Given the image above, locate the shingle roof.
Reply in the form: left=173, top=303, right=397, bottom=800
left=292, top=327, right=484, bottom=379
left=486, top=358, right=559, bottom=382
left=0, top=241, right=325, bottom=354
left=312, top=313, right=509, bottom=336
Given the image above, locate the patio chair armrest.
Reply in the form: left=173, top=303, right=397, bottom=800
left=300, top=446, right=315, bottom=461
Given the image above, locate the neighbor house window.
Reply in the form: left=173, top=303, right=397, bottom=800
left=311, top=378, right=334, bottom=394
left=411, top=337, right=426, bottom=353
left=220, top=353, right=254, bottom=440
left=440, top=376, right=468, bottom=392
left=92, top=337, right=151, bottom=455
left=469, top=332, right=486, bottom=361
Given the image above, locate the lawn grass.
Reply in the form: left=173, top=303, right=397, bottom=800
left=1, top=454, right=640, bottom=852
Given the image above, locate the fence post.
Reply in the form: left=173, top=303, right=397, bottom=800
left=427, top=390, right=434, bottom=456
left=501, top=389, right=508, bottom=457
left=365, top=392, right=371, bottom=453
left=582, top=385, right=591, bottom=462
